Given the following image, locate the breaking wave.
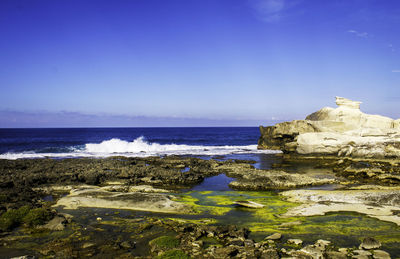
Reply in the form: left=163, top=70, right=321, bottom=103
left=0, top=136, right=280, bottom=160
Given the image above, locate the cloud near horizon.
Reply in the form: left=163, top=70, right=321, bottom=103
left=0, top=110, right=277, bottom=128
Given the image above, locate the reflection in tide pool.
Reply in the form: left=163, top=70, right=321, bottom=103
left=191, top=174, right=234, bottom=192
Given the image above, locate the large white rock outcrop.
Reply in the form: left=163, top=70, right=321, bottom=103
left=258, top=97, right=400, bottom=158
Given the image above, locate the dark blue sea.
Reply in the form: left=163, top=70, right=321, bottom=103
left=0, top=127, right=279, bottom=160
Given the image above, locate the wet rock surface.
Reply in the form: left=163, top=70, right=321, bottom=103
left=281, top=188, right=400, bottom=225
left=228, top=168, right=336, bottom=190
left=54, top=186, right=192, bottom=213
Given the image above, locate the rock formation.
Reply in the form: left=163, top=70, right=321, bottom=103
left=258, top=97, right=400, bottom=158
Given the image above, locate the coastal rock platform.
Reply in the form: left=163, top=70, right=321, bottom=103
left=258, top=97, right=400, bottom=158
left=281, top=187, right=400, bottom=225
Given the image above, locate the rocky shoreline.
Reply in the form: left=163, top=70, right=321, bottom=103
left=258, top=97, right=400, bottom=159
left=0, top=154, right=399, bottom=258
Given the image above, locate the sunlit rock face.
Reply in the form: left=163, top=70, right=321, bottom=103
left=258, top=97, right=400, bottom=158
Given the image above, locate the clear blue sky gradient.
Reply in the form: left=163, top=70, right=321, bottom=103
left=0, top=0, right=399, bottom=127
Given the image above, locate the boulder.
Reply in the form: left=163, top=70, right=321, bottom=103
left=41, top=215, right=67, bottom=231
left=372, top=250, right=391, bottom=259
left=258, top=97, right=400, bottom=158
left=359, top=237, right=381, bottom=250
left=287, top=238, right=303, bottom=246
left=265, top=233, right=282, bottom=240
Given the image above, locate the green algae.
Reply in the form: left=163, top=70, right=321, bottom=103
left=0, top=206, right=53, bottom=231
left=198, top=191, right=213, bottom=195
left=156, top=249, right=192, bottom=259
left=174, top=192, right=231, bottom=216
left=149, top=235, right=180, bottom=250
left=0, top=206, right=31, bottom=231
left=174, top=189, right=400, bottom=254
left=23, top=208, right=53, bottom=227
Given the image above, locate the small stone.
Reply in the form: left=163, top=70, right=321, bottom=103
left=214, top=246, right=239, bottom=257
left=315, top=239, right=331, bottom=248
left=287, top=239, right=303, bottom=246
left=353, top=249, right=372, bottom=256
left=82, top=242, right=95, bottom=249
left=301, top=245, right=324, bottom=258
left=244, top=239, right=255, bottom=247
left=325, top=251, right=347, bottom=259
left=96, top=217, right=102, bottom=221
left=41, top=216, right=66, bottom=231
left=338, top=248, right=350, bottom=254
left=289, top=250, right=314, bottom=258
left=260, top=248, right=279, bottom=259
left=229, top=238, right=244, bottom=246
left=192, top=240, right=203, bottom=248
left=279, top=221, right=303, bottom=228
left=120, top=241, right=134, bottom=249
left=359, top=237, right=381, bottom=250
left=266, top=233, right=282, bottom=240
left=372, top=250, right=391, bottom=259
left=235, top=200, right=265, bottom=208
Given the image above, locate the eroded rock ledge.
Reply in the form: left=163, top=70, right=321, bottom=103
left=258, top=97, right=400, bottom=158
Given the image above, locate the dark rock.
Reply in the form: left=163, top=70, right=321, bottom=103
left=41, top=215, right=66, bottom=231
left=120, top=241, right=135, bottom=249
left=228, top=238, right=244, bottom=246
left=265, top=233, right=282, bottom=240
left=214, top=246, right=238, bottom=257
left=359, top=237, right=381, bottom=250
left=260, top=249, right=279, bottom=259
left=372, top=250, right=391, bottom=259
left=244, top=239, right=255, bottom=248
left=325, top=251, right=347, bottom=259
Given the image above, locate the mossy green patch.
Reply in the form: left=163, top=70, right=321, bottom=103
left=23, top=208, right=53, bottom=227
left=0, top=206, right=30, bottom=231
left=149, top=235, right=180, bottom=250
left=0, top=206, right=54, bottom=231
left=174, top=190, right=302, bottom=227
left=156, top=249, right=191, bottom=259
left=198, top=191, right=213, bottom=195
left=175, top=192, right=231, bottom=216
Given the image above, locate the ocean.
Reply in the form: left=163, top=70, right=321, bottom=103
left=0, top=127, right=279, bottom=160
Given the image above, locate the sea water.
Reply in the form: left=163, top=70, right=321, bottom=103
left=0, top=127, right=279, bottom=160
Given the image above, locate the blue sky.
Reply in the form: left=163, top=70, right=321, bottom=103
left=0, top=0, right=399, bottom=127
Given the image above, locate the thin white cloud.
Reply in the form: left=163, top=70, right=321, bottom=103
left=347, top=30, right=370, bottom=38
left=388, top=43, right=396, bottom=52
left=392, top=70, right=400, bottom=73
left=250, top=0, right=287, bottom=22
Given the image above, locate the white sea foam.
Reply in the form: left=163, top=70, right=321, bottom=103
left=0, top=136, right=281, bottom=160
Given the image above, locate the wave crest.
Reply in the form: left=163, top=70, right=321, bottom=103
left=85, top=136, right=198, bottom=153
